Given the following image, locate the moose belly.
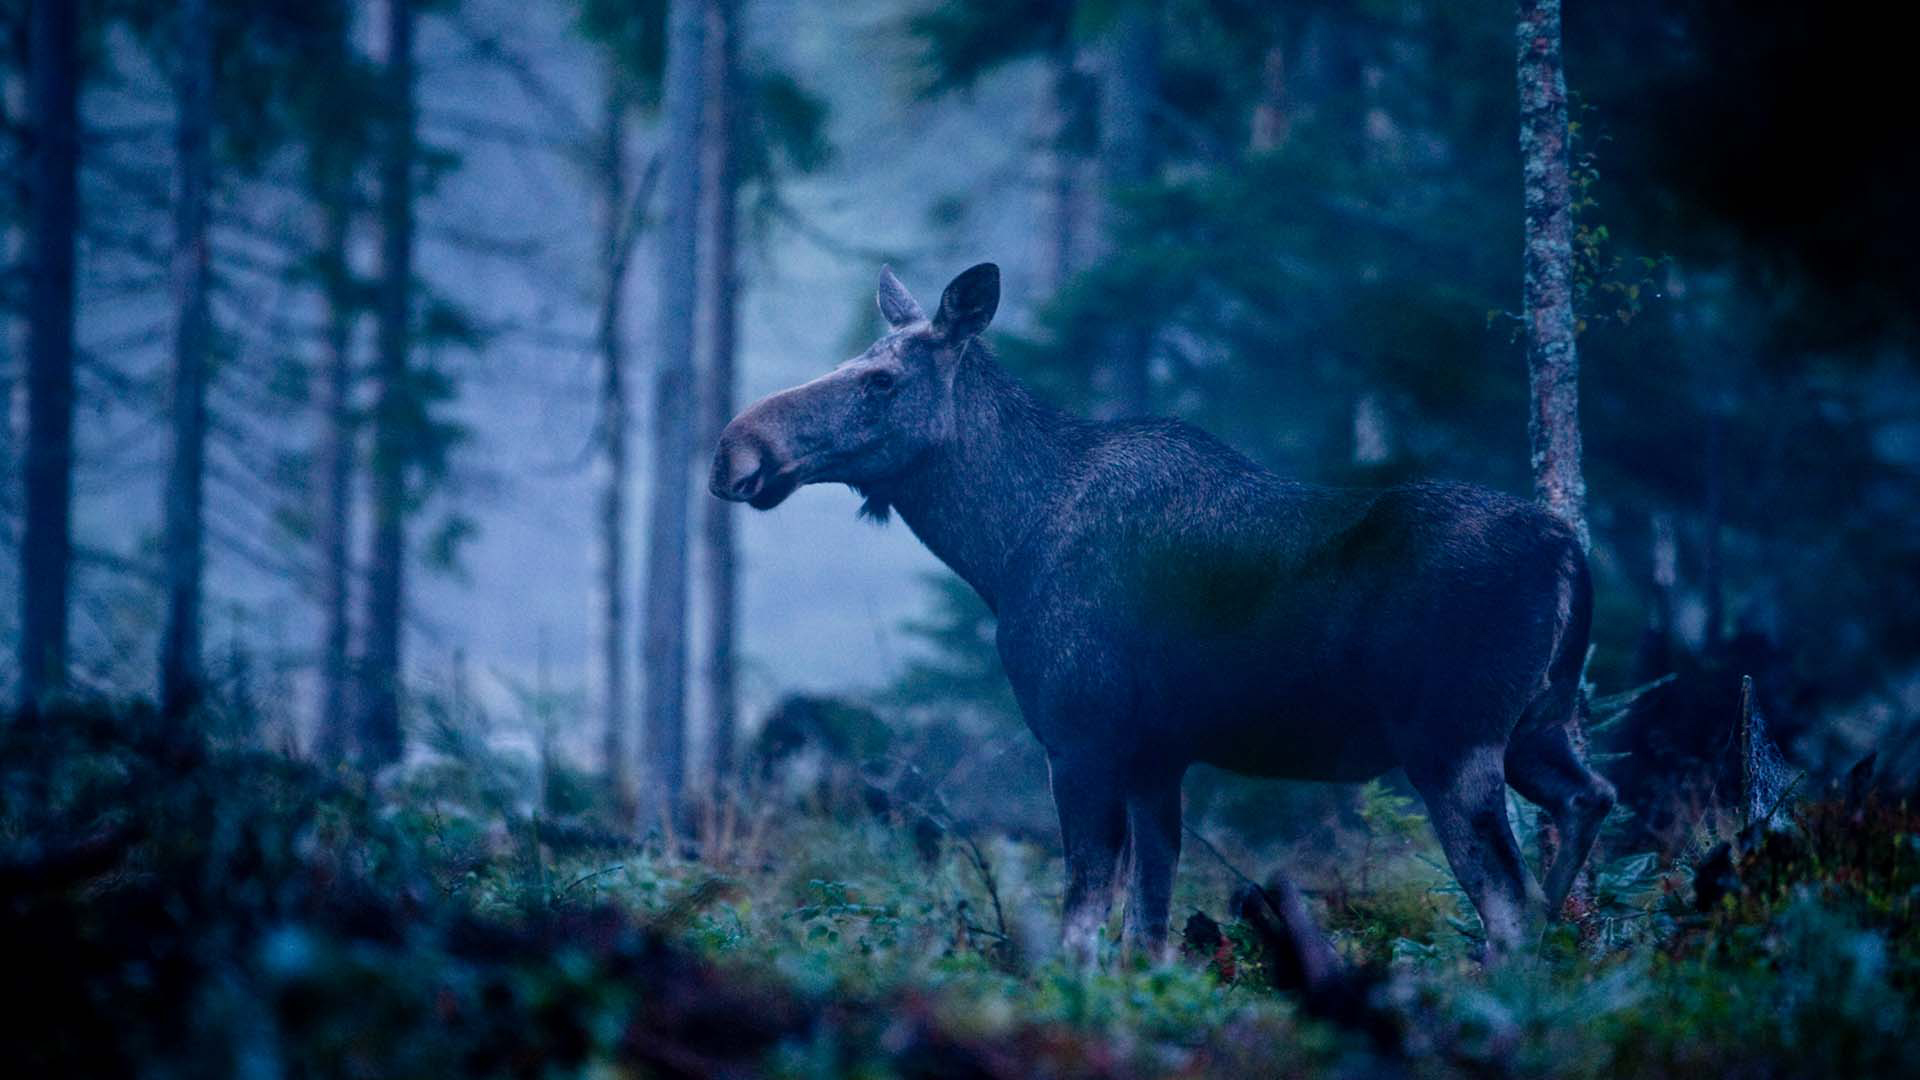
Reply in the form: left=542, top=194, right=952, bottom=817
left=1148, top=643, right=1403, bottom=782
left=1182, top=700, right=1399, bottom=782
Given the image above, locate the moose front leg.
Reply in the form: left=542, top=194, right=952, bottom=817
left=1122, top=768, right=1183, bottom=960
left=1409, top=747, right=1545, bottom=960
left=1048, top=751, right=1128, bottom=966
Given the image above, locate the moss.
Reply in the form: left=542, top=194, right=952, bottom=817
left=6, top=701, right=1920, bottom=1077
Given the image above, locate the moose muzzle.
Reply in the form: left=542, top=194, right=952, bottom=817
left=710, top=413, right=807, bottom=510
left=709, top=369, right=854, bottom=510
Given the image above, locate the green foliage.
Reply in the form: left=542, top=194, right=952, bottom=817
left=1003, top=131, right=1522, bottom=478
left=9, top=702, right=1920, bottom=1076
left=421, top=511, right=479, bottom=578
left=1567, top=100, right=1670, bottom=336
left=906, top=0, right=1076, bottom=96
left=1355, top=776, right=1425, bottom=847
left=788, top=878, right=911, bottom=952
left=743, top=69, right=835, bottom=182
left=573, top=0, right=668, bottom=106
left=1317, top=780, right=1457, bottom=961
left=105, top=0, right=366, bottom=177
left=371, top=357, right=470, bottom=512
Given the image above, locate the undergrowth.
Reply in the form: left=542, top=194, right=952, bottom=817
left=4, top=700, right=1918, bottom=1077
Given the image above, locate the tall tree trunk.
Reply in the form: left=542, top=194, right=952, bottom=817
left=19, top=0, right=79, bottom=708
left=592, top=70, right=633, bottom=810
left=312, top=166, right=357, bottom=764
left=1250, top=41, right=1290, bottom=153
left=160, top=0, right=215, bottom=720
left=1, top=307, right=11, bottom=554
left=1702, top=406, right=1725, bottom=653
left=642, top=0, right=705, bottom=825
left=1094, top=3, right=1158, bottom=418
left=359, top=0, right=415, bottom=768
left=1516, top=0, right=1595, bottom=910
left=2, top=221, right=17, bottom=560
left=699, top=0, right=740, bottom=788
left=1633, top=510, right=1677, bottom=680
left=1, top=58, right=19, bottom=555
left=1034, top=42, right=1081, bottom=296
left=1515, top=0, right=1587, bottom=552
left=1351, top=392, right=1389, bottom=466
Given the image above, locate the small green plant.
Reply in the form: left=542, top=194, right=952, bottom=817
left=1317, top=780, right=1455, bottom=961
left=787, top=879, right=907, bottom=952
left=11, top=701, right=1920, bottom=1078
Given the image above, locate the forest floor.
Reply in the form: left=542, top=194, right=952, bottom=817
left=4, top=700, right=1918, bottom=1078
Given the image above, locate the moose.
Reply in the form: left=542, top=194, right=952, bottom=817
left=710, top=263, right=1615, bottom=961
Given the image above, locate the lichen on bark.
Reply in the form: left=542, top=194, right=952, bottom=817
left=1515, top=0, right=1589, bottom=552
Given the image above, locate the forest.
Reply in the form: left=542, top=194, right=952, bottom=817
left=3, top=0, right=1919, bottom=1075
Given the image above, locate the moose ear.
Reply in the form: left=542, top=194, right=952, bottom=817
left=876, top=265, right=925, bottom=328
left=932, top=262, right=999, bottom=342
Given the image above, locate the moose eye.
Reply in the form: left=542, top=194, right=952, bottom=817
left=865, top=369, right=897, bottom=393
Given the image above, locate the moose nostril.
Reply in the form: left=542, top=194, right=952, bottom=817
left=730, top=468, right=764, bottom=500
left=711, top=435, right=769, bottom=501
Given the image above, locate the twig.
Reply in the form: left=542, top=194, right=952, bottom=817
left=1738, top=675, right=1755, bottom=829
left=609, top=151, right=665, bottom=286
left=962, top=919, right=1010, bottom=942
left=560, top=863, right=626, bottom=898
left=1183, top=820, right=1264, bottom=895
left=1587, top=673, right=1677, bottom=731
left=901, top=770, right=1012, bottom=949
left=956, top=831, right=1010, bottom=944
left=0, top=824, right=143, bottom=893
left=442, top=15, right=593, bottom=149
left=761, top=192, right=913, bottom=267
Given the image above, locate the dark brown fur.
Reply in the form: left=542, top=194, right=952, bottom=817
left=712, top=264, right=1615, bottom=959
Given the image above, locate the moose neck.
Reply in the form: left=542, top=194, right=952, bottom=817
left=874, top=346, right=1080, bottom=612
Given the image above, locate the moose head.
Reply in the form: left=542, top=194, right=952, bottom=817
left=709, top=262, right=999, bottom=511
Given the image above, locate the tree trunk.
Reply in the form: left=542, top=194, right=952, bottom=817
left=312, top=165, right=357, bottom=764
left=1, top=295, right=12, bottom=553
left=1515, top=0, right=1587, bottom=552
left=699, top=0, right=740, bottom=788
left=1094, top=3, right=1158, bottom=417
left=1034, top=42, right=1081, bottom=296
left=1632, top=510, right=1677, bottom=680
left=642, top=0, right=705, bottom=825
left=1516, top=0, right=1595, bottom=912
left=19, top=0, right=80, bottom=708
left=160, top=0, right=215, bottom=720
left=1250, top=42, right=1290, bottom=153
left=359, top=0, right=416, bottom=768
left=592, top=69, right=633, bottom=810
left=1351, top=392, right=1389, bottom=466
left=1702, top=406, right=1725, bottom=653
left=1, top=54, right=20, bottom=551
left=2, top=65, right=22, bottom=589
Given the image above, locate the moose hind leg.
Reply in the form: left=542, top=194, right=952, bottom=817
left=1049, top=752, right=1128, bottom=966
left=1122, top=769, right=1183, bottom=961
left=1409, top=747, right=1546, bottom=960
left=1505, top=716, right=1616, bottom=918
